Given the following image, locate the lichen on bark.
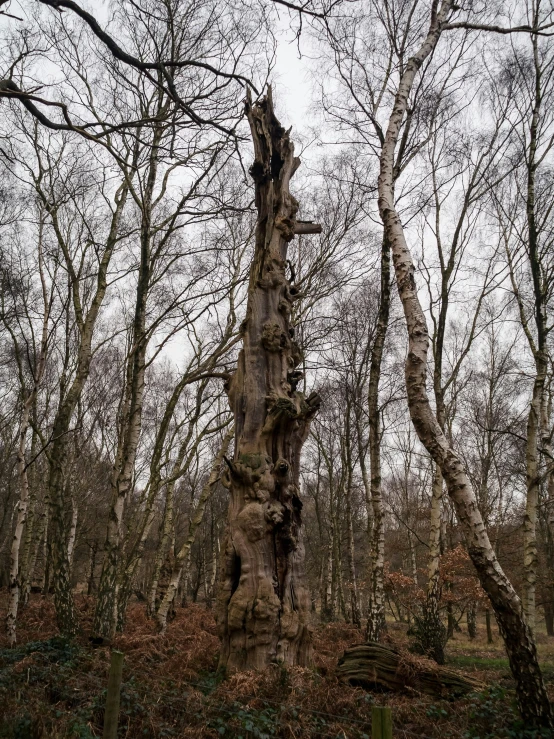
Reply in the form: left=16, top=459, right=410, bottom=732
left=216, top=89, right=320, bottom=672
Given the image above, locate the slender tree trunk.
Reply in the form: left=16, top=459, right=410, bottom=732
left=7, top=401, right=34, bottom=646
left=6, top=233, right=49, bottom=644
left=40, top=508, right=49, bottom=594
left=322, top=543, right=333, bottom=621
left=428, top=466, right=443, bottom=603
left=19, top=425, right=40, bottom=607
left=344, top=408, right=361, bottom=627
left=331, top=510, right=340, bottom=619
left=66, top=496, right=78, bottom=574
left=522, top=26, right=548, bottom=637
left=148, top=481, right=175, bottom=616
left=345, top=494, right=360, bottom=627
left=181, top=553, right=191, bottom=606
left=19, top=484, right=37, bottom=607
left=425, top=464, right=445, bottom=662
left=156, top=430, right=232, bottom=632
left=378, top=1, right=552, bottom=725
left=338, top=559, right=348, bottom=622
left=467, top=602, right=477, bottom=639
left=94, top=131, right=160, bottom=640
left=87, top=542, right=98, bottom=596
left=47, top=182, right=128, bottom=636
left=366, top=407, right=387, bottom=639
left=366, top=232, right=391, bottom=642
left=524, top=368, right=544, bottom=634
left=216, top=90, right=320, bottom=671
left=408, top=531, right=418, bottom=585
left=207, top=523, right=219, bottom=608
left=544, top=424, right=554, bottom=637
left=486, top=608, right=494, bottom=644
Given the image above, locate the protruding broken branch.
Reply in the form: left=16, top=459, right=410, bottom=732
left=294, top=220, right=322, bottom=235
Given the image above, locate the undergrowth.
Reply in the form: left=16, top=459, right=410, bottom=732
left=0, top=596, right=553, bottom=738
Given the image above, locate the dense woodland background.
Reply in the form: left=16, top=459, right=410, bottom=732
left=1, top=0, right=554, bottom=736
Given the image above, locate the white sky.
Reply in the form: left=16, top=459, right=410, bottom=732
left=272, top=21, right=314, bottom=134
left=0, top=1, right=316, bottom=149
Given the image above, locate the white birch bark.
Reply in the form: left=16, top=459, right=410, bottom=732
left=377, top=0, right=551, bottom=724
left=6, top=226, right=50, bottom=646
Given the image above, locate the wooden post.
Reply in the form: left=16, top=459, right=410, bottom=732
left=372, top=706, right=392, bottom=739
left=103, top=649, right=124, bottom=739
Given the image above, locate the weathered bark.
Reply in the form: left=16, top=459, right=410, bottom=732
left=524, top=364, right=545, bottom=634
left=506, top=252, right=546, bottom=636
left=338, top=642, right=484, bottom=697
left=19, top=441, right=42, bottom=607
left=365, top=232, right=391, bottom=642
left=38, top=507, right=49, bottom=594
left=378, top=0, right=552, bottom=725
left=155, top=429, right=233, bottom=632
left=216, top=90, right=320, bottom=671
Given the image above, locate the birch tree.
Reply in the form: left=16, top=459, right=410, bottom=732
left=373, top=0, right=552, bottom=725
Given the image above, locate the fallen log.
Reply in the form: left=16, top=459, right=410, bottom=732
left=337, top=642, right=485, bottom=698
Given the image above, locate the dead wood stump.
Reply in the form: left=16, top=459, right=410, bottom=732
left=337, top=642, right=485, bottom=698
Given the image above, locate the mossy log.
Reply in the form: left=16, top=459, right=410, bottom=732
left=337, top=642, right=485, bottom=698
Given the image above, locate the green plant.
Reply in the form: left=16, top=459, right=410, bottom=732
left=209, top=702, right=279, bottom=738
left=461, top=686, right=552, bottom=739
left=426, top=704, right=449, bottom=720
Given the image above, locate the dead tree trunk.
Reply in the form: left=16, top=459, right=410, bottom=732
left=216, top=89, right=320, bottom=672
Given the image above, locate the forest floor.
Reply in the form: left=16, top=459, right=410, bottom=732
left=1, top=595, right=554, bottom=738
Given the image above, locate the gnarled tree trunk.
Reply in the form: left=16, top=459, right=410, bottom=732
left=216, top=90, right=320, bottom=672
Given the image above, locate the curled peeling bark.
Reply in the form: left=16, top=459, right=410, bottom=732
left=216, top=88, right=320, bottom=671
